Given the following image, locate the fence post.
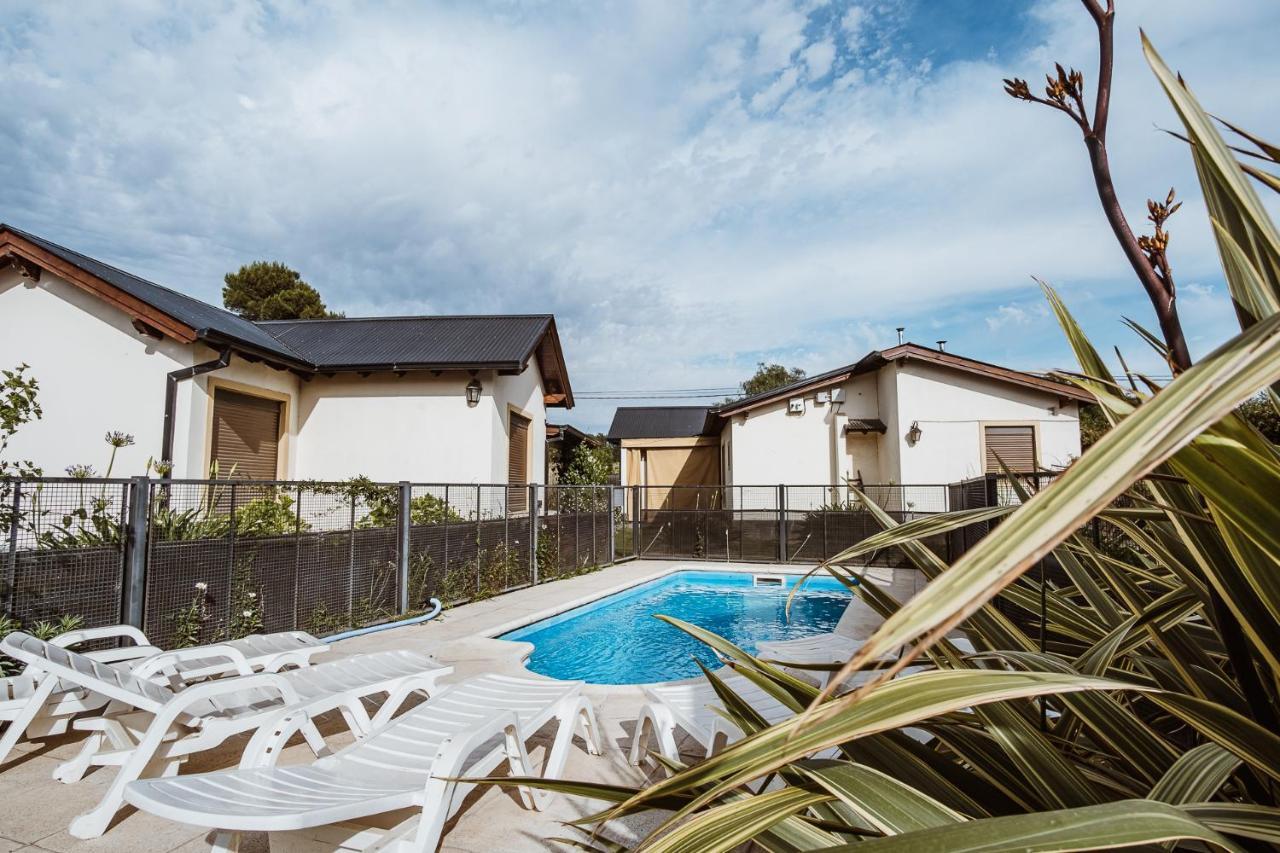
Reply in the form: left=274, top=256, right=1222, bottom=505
left=777, top=484, right=787, bottom=563
left=631, top=485, right=640, bottom=557
left=3, top=481, right=20, bottom=615
left=397, top=481, right=411, bottom=613
left=608, top=487, right=616, bottom=565
left=120, top=476, right=151, bottom=629
left=529, top=484, right=540, bottom=585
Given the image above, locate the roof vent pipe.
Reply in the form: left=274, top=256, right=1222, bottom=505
left=896, top=327, right=904, bottom=345
left=937, top=340, right=947, bottom=352
left=161, top=347, right=232, bottom=476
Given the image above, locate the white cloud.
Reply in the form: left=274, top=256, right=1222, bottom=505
left=0, top=0, right=1277, bottom=430
left=801, top=38, right=836, bottom=79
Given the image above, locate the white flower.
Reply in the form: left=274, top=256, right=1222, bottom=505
left=242, top=610, right=253, bottom=618
left=194, top=582, right=208, bottom=591
left=247, top=592, right=257, bottom=599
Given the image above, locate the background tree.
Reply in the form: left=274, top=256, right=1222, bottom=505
left=729, top=362, right=806, bottom=401
left=1004, top=0, right=1191, bottom=372
left=0, top=363, right=41, bottom=480
left=222, top=261, right=341, bottom=321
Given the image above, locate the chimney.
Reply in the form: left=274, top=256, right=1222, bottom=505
left=895, top=327, right=904, bottom=345
left=936, top=340, right=947, bottom=352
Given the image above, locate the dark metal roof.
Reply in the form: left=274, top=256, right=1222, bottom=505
left=259, top=315, right=553, bottom=370
left=547, top=423, right=602, bottom=446
left=1, top=224, right=304, bottom=364
left=844, top=418, right=888, bottom=434
left=1, top=225, right=573, bottom=393
left=607, top=406, right=718, bottom=441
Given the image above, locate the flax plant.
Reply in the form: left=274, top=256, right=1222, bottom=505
left=471, top=29, right=1280, bottom=853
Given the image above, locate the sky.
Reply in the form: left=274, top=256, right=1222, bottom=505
left=2, top=0, right=1278, bottom=433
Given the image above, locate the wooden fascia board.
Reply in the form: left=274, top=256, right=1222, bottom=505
left=535, top=317, right=574, bottom=408
left=0, top=235, right=198, bottom=343
left=620, top=436, right=719, bottom=448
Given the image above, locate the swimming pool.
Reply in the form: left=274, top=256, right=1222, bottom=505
left=500, top=570, right=852, bottom=684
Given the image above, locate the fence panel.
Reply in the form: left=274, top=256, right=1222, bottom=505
left=4, top=477, right=1000, bottom=649
left=1, top=478, right=130, bottom=632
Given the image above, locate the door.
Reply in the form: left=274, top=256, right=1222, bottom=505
left=211, top=389, right=281, bottom=479
left=508, top=412, right=531, bottom=512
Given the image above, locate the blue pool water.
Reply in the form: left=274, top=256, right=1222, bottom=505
left=500, top=570, right=852, bottom=684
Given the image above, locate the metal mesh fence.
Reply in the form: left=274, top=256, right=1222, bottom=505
left=620, top=485, right=952, bottom=566
left=1, top=478, right=130, bottom=632
left=143, top=480, right=402, bottom=648
left=4, top=477, right=993, bottom=649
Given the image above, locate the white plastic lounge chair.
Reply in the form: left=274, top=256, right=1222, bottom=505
left=124, top=673, right=602, bottom=853
left=0, top=624, right=328, bottom=764
left=629, top=668, right=796, bottom=765
left=0, top=631, right=450, bottom=839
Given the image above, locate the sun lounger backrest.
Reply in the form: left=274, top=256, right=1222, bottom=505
left=0, top=632, right=172, bottom=713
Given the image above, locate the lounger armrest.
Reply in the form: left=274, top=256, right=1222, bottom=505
left=133, top=645, right=255, bottom=680
left=53, top=625, right=151, bottom=650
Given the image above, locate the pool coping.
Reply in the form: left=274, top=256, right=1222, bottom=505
left=479, top=562, right=837, bottom=640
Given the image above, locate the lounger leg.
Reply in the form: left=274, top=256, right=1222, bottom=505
left=298, top=718, right=329, bottom=757
left=577, top=698, right=603, bottom=757
left=628, top=704, right=678, bottom=767
left=0, top=674, right=58, bottom=765
left=504, top=726, right=538, bottom=810
left=209, top=829, right=241, bottom=852
left=52, top=732, right=102, bottom=783
left=68, top=732, right=175, bottom=838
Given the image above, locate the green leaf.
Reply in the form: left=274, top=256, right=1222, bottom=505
left=798, top=760, right=966, bottom=835
left=819, top=799, right=1246, bottom=852
left=1148, top=743, right=1241, bottom=805
left=1181, top=803, right=1280, bottom=844
left=636, top=786, right=837, bottom=853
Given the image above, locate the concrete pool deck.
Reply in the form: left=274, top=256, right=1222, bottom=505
left=0, top=560, right=922, bottom=853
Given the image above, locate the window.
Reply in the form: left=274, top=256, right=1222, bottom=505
left=211, top=389, right=281, bottom=479
left=984, top=425, right=1036, bottom=473
left=507, top=412, right=531, bottom=512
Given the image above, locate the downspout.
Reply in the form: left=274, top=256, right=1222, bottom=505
left=162, top=347, right=232, bottom=471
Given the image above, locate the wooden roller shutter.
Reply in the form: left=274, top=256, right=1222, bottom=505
left=211, top=389, right=281, bottom=480
left=984, top=425, right=1036, bottom=473
left=508, top=412, right=531, bottom=512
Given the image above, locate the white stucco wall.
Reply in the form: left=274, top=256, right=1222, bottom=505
left=891, top=361, right=1080, bottom=485
left=0, top=270, right=197, bottom=477
left=293, top=365, right=547, bottom=484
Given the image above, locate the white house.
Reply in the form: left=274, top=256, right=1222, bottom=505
left=608, top=344, right=1088, bottom=507
left=0, top=225, right=574, bottom=493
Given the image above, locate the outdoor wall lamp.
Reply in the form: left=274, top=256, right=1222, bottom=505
left=465, top=376, right=482, bottom=407
left=906, top=420, right=922, bottom=445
